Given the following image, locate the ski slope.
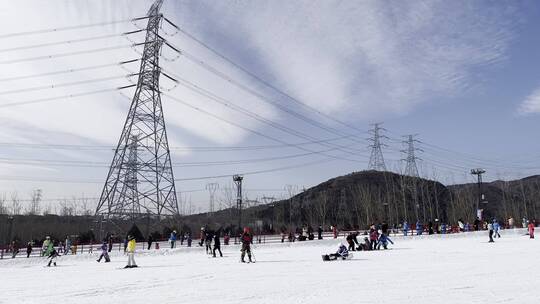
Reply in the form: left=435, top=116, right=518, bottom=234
left=0, top=229, right=537, bottom=304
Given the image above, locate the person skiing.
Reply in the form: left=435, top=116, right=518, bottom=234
left=26, top=241, right=33, bottom=258
left=240, top=227, right=253, bottom=263
left=493, top=219, right=501, bottom=238
left=213, top=231, right=223, bottom=258
left=377, top=233, right=394, bottom=250
left=125, top=235, right=137, bottom=268
left=487, top=222, right=495, bottom=243
left=97, top=240, right=110, bottom=263
left=528, top=221, right=535, bottom=239
left=323, top=243, right=349, bottom=261
left=346, top=232, right=359, bottom=251
left=47, top=247, right=59, bottom=267
left=169, top=230, right=177, bottom=249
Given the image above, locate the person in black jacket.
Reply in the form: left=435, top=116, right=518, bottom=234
left=26, top=242, right=33, bottom=258
left=317, top=225, right=323, bottom=240
left=147, top=234, right=153, bottom=250
left=213, top=231, right=223, bottom=257
left=346, top=232, right=359, bottom=251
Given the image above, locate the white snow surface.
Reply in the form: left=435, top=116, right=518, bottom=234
left=0, top=229, right=537, bottom=304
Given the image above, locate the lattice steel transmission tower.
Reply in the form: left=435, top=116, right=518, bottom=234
left=367, top=123, right=388, bottom=171
left=401, top=134, right=422, bottom=177
left=206, top=183, right=219, bottom=215
left=95, top=0, right=179, bottom=222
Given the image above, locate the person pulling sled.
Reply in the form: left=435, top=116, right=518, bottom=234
left=322, top=243, right=351, bottom=261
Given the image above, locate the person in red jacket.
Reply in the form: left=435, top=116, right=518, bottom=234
left=240, top=227, right=253, bottom=263
left=528, top=221, right=535, bottom=239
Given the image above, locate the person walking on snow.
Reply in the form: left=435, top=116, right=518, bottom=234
left=147, top=234, right=153, bottom=250
left=125, top=235, right=137, bottom=268
left=369, top=227, right=378, bottom=250
left=318, top=225, right=323, bottom=240
left=64, top=236, right=71, bottom=255
left=97, top=240, right=110, bottom=263
left=416, top=221, right=423, bottom=235
left=213, top=231, right=223, bottom=258
left=487, top=222, right=495, bottom=243
left=240, top=228, right=253, bottom=263
left=403, top=221, right=409, bottom=236
left=528, top=221, right=535, bottom=239
left=493, top=219, right=501, bottom=238
left=42, top=236, right=54, bottom=257
left=26, top=242, right=33, bottom=258
left=169, top=230, right=177, bottom=249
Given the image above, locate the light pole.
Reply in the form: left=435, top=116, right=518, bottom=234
left=233, top=175, right=243, bottom=236
left=471, top=168, right=486, bottom=220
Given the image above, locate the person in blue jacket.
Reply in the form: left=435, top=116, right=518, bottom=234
left=169, top=230, right=177, bottom=249
left=377, top=233, right=394, bottom=250
left=416, top=221, right=423, bottom=235
left=493, top=219, right=501, bottom=238
left=403, top=221, right=409, bottom=236
left=441, top=222, right=447, bottom=234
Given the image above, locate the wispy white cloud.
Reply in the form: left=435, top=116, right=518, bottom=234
left=517, top=87, right=540, bottom=115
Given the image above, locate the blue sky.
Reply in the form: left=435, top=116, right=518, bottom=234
left=0, top=0, right=539, bottom=213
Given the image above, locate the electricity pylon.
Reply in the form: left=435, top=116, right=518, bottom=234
left=368, top=123, right=388, bottom=171
left=95, top=0, right=179, bottom=222
left=206, top=183, right=219, bottom=215
left=401, top=134, right=422, bottom=177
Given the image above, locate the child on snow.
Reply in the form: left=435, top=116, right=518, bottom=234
left=97, top=240, right=110, bottom=263
left=377, top=233, right=394, bottom=250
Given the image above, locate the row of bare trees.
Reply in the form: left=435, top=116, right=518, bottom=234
left=0, top=191, right=96, bottom=217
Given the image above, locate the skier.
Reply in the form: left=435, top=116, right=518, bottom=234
left=169, top=230, right=177, bottom=249
left=240, top=227, right=253, bottom=263
left=213, top=231, right=223, bottom=258
left=47, top=247, right=59, bottom=267
left=125, top=235, right=137, bottom=268
left=377, top=233, right=394, bottom=250
left=528, top=221, right=535, bottom=239
left=322, top=243, right=349, bottom=261
left=96, top=240, right=110, bottom=263
left=487, top=222, right=495, bottom=243
left=26, top=241, right=33, bottom=258
left=346, top=232, right=359, bottom=251
left=493, top=219, right=501, bottom=238
left=403, top=221, right=409, bottom=236
left=147, top=234, right=153, bottom=250
left=317, top=225, right=323, bottom=240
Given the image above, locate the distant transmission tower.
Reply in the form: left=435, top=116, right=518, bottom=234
left=96, top=0, right=179, bottom=222
left=368, top=123, right=388, bottom=171
left=206, top=183, right=219, bottom=215
left=401, top=134, right=422, bottom=177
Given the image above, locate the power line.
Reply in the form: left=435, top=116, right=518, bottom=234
left=0, top=85, right=135, bottom=108
left=0, top=16, right=149, bottom=39
left=0, top=59, right=139, bottom=82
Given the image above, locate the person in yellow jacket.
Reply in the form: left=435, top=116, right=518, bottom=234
left=125, top=235, right=138, bottom=268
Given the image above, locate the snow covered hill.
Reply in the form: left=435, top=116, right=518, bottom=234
left=0, top=229, right=537, bottom=304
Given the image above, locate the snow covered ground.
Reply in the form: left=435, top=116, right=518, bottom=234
left=0, top=229, right=537, bottom=304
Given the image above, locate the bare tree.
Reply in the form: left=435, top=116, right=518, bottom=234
left=10, top=192, right=21, bottom=215
left=0, top=193, right=6, bottom=214
left=26, top=189, right=42, bottom=215
left=314, top=190, right=328, bottom=228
